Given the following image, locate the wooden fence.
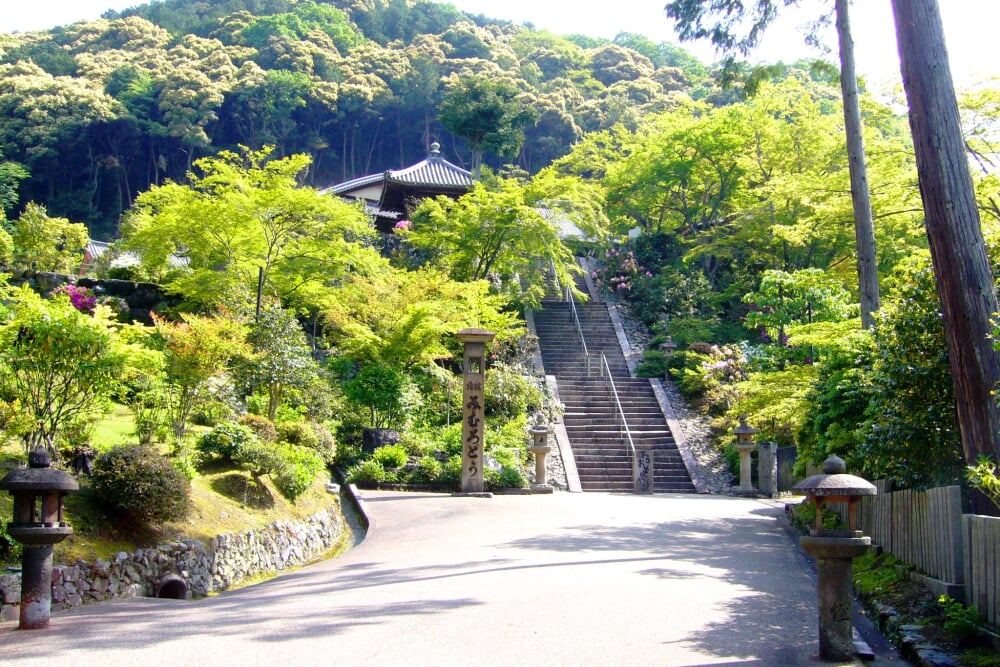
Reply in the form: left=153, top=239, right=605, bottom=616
left=836, top=482, right=1000, bottom=628
left=964, top=514, right=1000, bottom=628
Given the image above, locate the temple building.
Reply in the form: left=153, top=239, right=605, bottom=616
left=323, top=142, right=474, bottom=233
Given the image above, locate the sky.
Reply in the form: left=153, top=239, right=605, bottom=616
left=0, top=1, right=996, bottom=89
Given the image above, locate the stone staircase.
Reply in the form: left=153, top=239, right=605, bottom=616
left=533, top=273, right=695, bottom=493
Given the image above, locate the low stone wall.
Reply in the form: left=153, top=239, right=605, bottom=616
left=0, top=504, right=344, bottom=622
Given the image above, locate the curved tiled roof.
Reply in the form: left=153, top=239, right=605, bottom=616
left=322, top=172, right=385, bottom=196
left=386, top=143, right=473, bottom=189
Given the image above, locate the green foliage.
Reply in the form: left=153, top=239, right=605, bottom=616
left=197, top=422, right=258, bottom=461
left=372, top=444, right=409, bottom=470
left=122, top=147, right=377, bottom=310
left=0, top=286, right=126, bottom=452
left=438, top=74, right=539, bottom=175
left=938, top=595, right=981, bottom=644
left=346, top=459, right=389, bottom=486
left=232, top=438, right=282, bottom=479
left=271, top=444, right=324, bottom=502
left=92, top=445, right=190, bottom=524
left=484, top=362, right=544, bottom=421
left=0, top=520, right=21, bottom=563
left=852, top=550, right=905, bottom=599
left=7, top=202, right=88, bottom=273
left=155, top=312, right=248, bottom=437
left=407, top=455, right=443, bottom=484
left=743, top=268, right=853, bottom=343
left=276, top=420, right=319, bottom=448
left=437, top=455, right=464, bottom=488
left=238, top=413, right=277, bottom=443
left=667, top=349, right=713, bottom=398
left=635, top=350, right=667, bottom=378
left=966, top=456, right=1000, bottom=512
left=407, top=178, right=583, bottom=310
left=498, top=466, right=528, bottom=489
left=797, top=330, right=872, bottom=471
left=340, top=363, right=412, bottom=430
left=858, top=264, right=964, bottom=488
left=240, top=303, right=321, bottom=421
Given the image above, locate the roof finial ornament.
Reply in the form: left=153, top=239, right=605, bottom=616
left=429, top=141, right=441, bottom=157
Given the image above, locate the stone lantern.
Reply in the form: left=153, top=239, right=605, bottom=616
left=660, top=336, right=677, bottom=358
left=527, top=417, right=553, bottom=494
left=0, top=447, right=78, bottom=629
left=732, top=416, right=758, bottom=494
left=793, top=455, right=876, bottom=662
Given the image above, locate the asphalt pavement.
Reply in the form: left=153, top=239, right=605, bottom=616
left=0, top=490, right=901, bottom=666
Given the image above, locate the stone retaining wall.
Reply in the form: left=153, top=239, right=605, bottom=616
left=0, top=504, right=344, bottom=622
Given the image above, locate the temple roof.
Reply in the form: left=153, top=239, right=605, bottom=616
left=323, top=143, right=474, bottom=233
left=323, top=143, right=473, bottom=199
left=385, top=143, right=473, bottom=189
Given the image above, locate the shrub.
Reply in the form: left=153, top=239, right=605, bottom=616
left=272, top=444, right=324, bottom=501
left=499, top=466, right=528, bottom=488
left=238, top=413, right=277, bottom=443
left=635, top=350, right=667, bottom=378
left=169, top=439, right=201, bottom=481
left=233, top=438, right=283, bottom=479
left=407, top=455, right=443, bottom=484
left=92, top=445, right=190, bottom=524
left=277, top=420, right=319, bottom=448
left=306, top=422, right=337, bottom=466
left=484, top=362, right=544, bottom=420
left=436, top=455, right=463, bottom=488
left=373, top=443, right=409, bottom=470
left=197, top=422, right=258, bottom=460
left=347, top=459, right=388, bottom=486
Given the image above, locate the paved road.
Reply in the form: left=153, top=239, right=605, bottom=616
left=1, top=491, right=897, bottom=666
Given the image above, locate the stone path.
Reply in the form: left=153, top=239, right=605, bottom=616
left=1, top=490, right=896, bottom=666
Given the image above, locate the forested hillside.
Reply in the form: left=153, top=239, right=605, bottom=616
left=0, top=0, right=718, bottom=237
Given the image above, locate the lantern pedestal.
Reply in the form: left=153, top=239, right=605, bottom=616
left=801, top=532, right=871, bottom=661
left=793, top=455, right=876, bottom=663
left=528, top=423, right=553, bottom=493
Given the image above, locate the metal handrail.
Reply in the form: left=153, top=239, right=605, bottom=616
left=600, top=352, right=636, bottom=461
left=565, top=286, right=591, bottom=375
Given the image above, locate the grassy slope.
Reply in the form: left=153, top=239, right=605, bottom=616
left=1, top=407, right=341, bottom=568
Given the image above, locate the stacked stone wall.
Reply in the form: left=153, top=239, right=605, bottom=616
left=1, top=505, right=343, bottom=622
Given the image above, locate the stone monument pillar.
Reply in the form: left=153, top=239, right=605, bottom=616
left=758, top=441, right=778, bottom=498
left=456, top=328, right=495, bottom=494
left=634, top=444, right=654, bottom=494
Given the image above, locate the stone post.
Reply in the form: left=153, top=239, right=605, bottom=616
left=456, top=328, right=495, bottom=494
left=633, top=444, right=654, bottom=494
left=758, top=441, right=778, bottom=498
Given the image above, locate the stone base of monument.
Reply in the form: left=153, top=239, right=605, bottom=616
left=452, top=492, right=493, bottom=498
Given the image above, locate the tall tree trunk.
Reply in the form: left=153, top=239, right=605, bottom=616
left=835, top=0, right=880, bottom=328
left=891, top=0, right=1000, bottom=465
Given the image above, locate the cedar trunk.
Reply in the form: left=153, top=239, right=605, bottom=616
left=835, top=0, right=880, bottom=328
left=891, top=0, right=1000, bottom=464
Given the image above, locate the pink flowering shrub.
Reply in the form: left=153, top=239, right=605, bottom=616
left=591, top=248, right=653, bottom=294
left=52, top=285, right=129, bottom=319
left=394, top=219, right=413, bottom=231
left=52, top=284, right=97, bottom=314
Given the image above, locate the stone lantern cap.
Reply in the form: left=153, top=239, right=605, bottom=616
left=456, top=328, right=495, bottom=344
left=0, top=448, right=79, bottom=494
left=793, top=455, right=875, bottom=498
